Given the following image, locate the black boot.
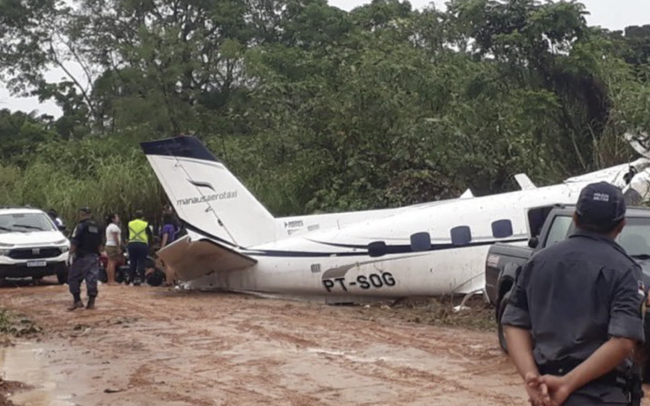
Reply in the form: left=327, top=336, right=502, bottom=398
left=68, top=295, right=84, bottom=311
left=86, top=296, right=96, bottom=310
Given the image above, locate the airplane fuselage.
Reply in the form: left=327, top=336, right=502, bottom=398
left=180, top=180, right=589, bottom=299
left=142, top=136, right=648, bottom=302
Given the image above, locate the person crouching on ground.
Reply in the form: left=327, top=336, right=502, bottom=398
left=127, top=210, right=153, bottom=286
left=67, top=207, right=103, bottom=310
left=104, top=213, right=123, bottom=285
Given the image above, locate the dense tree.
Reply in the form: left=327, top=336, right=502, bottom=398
left=0, top=0, right=649, bottom=223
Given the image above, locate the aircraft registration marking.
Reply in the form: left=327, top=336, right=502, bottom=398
left=322, top=272, right=396, bottom=292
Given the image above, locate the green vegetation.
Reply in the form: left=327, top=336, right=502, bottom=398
left=0, top=309, right=10, bottom=333
left=0, top=0, right=649, bottom=224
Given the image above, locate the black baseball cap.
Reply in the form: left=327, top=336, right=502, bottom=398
left=79, top=206, right=91, bottom=214
left=576, top=181, right=626, bottom=225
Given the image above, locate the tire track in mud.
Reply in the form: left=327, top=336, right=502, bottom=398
left=113, top=291, right=519, bottom=405
left=99, top=290, right=339, bottom=404
left=350, top=320, right=509, bottom=372
left=0, top=284, right=528, bottom=405
left=340, top=326, right=521, bottom=404
left=308, top=351, right=517, bottom=405
left=179, top=294, right=516, bottom=405
left=233, top=316, right=524, bottom=405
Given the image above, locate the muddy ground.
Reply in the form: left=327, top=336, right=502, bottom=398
left=0, top=279, right=649, bottom=406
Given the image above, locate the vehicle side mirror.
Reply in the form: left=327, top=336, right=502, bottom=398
left=58, top=224, right=67, bottom=233
left=528, top=236, right=539, bottom=249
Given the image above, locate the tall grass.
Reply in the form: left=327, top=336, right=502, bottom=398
left=0, top=150, right=167, bottom=227
left=0, top=134, right=303, bottom=229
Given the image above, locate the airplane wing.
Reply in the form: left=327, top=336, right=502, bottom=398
left=459, top=189, right=473, bottom=198
left=157, top=232, right=257, bottom=281
left=514, top=174, right=536, bottom=190
left=563, top=162, right=633, bottom=185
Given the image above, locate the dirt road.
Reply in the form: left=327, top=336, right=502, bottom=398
left=0, top=281, right=647, bottom=406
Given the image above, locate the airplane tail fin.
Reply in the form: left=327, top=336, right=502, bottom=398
left=141, top=136, right=276, bottom=248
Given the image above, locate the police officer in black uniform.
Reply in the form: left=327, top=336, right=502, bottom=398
left=502, top=181, right=646, bottom=406
left=67, top=207, right=103, bottom=311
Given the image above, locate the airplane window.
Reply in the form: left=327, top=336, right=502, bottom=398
left=491, top=219, right=513, bottom=238
left=410, top=232, right=431, bottom=252
left=450, top=226, right=472, bottom=246
left=368, top=241, right=387, bottom=257
left=544, top=215, right=573, bottom=247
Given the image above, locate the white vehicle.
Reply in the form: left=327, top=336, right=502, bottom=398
left=140, top=136, right=650, bottom=303
left=0, top=206, right=70, bottom=285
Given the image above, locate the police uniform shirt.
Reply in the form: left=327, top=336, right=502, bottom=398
left=71, top=219, right=102, bottom=257
left=501, top=229, right=645, bottom=398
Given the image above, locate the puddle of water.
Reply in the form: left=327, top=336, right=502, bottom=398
left=0, top=342, right=75, bottom=406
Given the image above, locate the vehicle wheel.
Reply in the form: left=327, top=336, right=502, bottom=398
left=497, top=291, right=511, bottom=354
left=56, top=268, right=68, bottom=285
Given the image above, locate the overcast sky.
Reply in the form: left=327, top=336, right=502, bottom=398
left=0, top=0, right=647, bottom=119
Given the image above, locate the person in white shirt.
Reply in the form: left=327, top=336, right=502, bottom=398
left=48, top=209, right=65, bottom=230
left=104, top=213, right=123, bottom=285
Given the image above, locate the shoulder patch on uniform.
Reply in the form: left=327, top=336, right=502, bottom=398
left=639, top=280, right=647, bottom=317
left=88, top=226, right=99, bottom=233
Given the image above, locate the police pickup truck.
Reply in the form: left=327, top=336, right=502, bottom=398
left=485, top=203, right=650, bottom=377
left=0, top=206, right=70, bottom=284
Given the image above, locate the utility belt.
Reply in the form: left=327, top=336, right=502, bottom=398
left=128, top=240, right=148, bottom=245
left=538, top=359, right=643, bottom=406
left=76, top=250, right=99, bottom=258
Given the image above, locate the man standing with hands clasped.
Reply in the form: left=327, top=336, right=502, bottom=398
left=502, top=181, right=646, bottom=406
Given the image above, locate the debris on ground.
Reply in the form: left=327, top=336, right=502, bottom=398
left=0, top=308, right=41, bottom=344
left=351, top=294, right=495, bottom=331
left=104, top=388, right=126, bottom=393
left=0, top=379, right=31, bottom=406
left=0, top=281, right=647, bottom=405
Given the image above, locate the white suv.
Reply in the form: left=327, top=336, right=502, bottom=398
left=0, top=206, right=70, bottom=284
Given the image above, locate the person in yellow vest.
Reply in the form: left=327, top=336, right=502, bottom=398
left=127, top=210, right=153, bottom=286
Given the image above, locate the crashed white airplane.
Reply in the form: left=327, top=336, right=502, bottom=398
left=140, top=135, right=650, bottom=303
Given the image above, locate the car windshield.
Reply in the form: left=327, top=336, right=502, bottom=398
left=553, top=215, right=650, bottom=258
left=0, top=212, right=57, bottom=233
left=615, top=217, right=650, bottom=258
